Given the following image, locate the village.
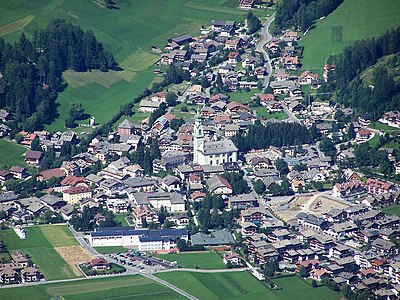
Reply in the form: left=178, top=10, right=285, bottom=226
left=0, top=1, right=400, bottom=299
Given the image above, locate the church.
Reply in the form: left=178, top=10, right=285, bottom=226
left=193, top=112, right=238, bottom=166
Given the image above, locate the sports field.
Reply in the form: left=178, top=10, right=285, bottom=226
left=157, top=272, right=340, bottom=300
left=299, top=0, right=400, bottom=72
left=0, top=139, right=26, bottom=169
left=156, top=252, right=226, bottom=269
left=0, top=225, right=93, bottom=280
left=0, top=275, right=183, bottom=300
left=0, top=0, right=271, bottom=131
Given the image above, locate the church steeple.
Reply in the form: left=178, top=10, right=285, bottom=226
left=193, top=110, right=204, bottom=164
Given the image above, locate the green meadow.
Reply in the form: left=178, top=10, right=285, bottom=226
left=0, top=0, right=272, bottom=132
left=0, top=275, right=183, bottom=300
left=0, top=139, right=26, bottom=169
left=156, top=272, right=340, bottom=300
left=156, top=252, right=226, bottom=269
left=299, top=0, right=400, bottom=72
left=0, top=225, right=78, bottom=280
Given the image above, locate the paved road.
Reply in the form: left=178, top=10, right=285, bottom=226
left=158, top=267, right=248, bottom=274
left=255, top=12, right=276, bottom=89
left=282, top=104, right=301, bottom=123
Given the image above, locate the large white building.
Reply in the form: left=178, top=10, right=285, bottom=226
left=193, top=112, right=238, bottom=166
left=89, top=227, right=188, bottom=251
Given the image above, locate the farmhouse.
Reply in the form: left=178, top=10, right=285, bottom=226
left=89, top=227, right=188, bottom=251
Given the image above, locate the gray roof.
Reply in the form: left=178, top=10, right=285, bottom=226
left=191, top=230, right=234, bottom=246
left=123, top=177, right=155, bottom=188
left=201, top=140, right=237, bottom=155
left=119, top=119, right=136, bottom=129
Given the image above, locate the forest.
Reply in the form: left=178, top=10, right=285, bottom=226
left=232, top=122, right=312, bottom=152
left=275, top=0, right=343, bottom=32
left=0, top=19, right=117, bottom=132
left=321, top=28, right=400, bottom=119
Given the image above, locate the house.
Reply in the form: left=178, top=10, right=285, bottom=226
left=106, top=199, right=129, bottom=214
left=225, top=39, right=240, bottom=50
left=139, top=100, right=160, bottom=113
left=365, top=178, right=394, bottom=195
left=0, top=170, right=12, bottom=184
left=332, top=181, right=364, bottom=200
left=0, top=268, right=20, bottom=284
left=38, top=168, right=66, bottom=182
left=240, top=207, right=270, bottom=224
left=21, top=266, right=42, bottom=282
left=161, top=175, right=182, bottom=192
left=89, top=258, right=110, bottom=270
left=169, top=34, right=193, bottom=45
left=223, top=252, right=243, bottom=266
left=228, top=52, right=241, bottom=65
left=133, top=205, right=159, bottom=227
left=297, top=212, right=329, bottom=231
left=356, top=129, right=373, bottom=142
left=0, top=109, right=11, bottom=122
left=226, top=102, right=249, bottom=114
left=207, top=175, right=233, bottom=195
left=40, top=194, right=66, bottom=211
left=169, top=214, right=190, bottom=227
left=291, top=180, right=305, bottom=192
left=24, top=150, right=43, bottom=165
left=211, top=20, right=236, bottom=32
left=62, top=186, right=92, bottom=205
left=118, top=119, right=139, bottom=136
left=9, top=166, right=27, bottom=180
left=229, top=194, right=258, bottom=210
left=238, top=0, right=254, bottom=10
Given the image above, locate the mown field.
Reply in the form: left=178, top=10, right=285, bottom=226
left=0, top=0, right=272, bottom=132
left=156, top=252, right=226, bottom=269
left=0, top=139, right=26, bottom=169
left=0, top=275, right=183, bottom=300
left=0, top=225, right=92, bottom=280
left=156, top=272, right=340, bottom=300
left=299, top=0, right=400, bottom=72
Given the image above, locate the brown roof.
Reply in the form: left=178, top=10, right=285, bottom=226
left=39, top=168, right=66, bottom=180
left=25, top=150, right=43, bottom=160
left=61, top=175, right=85, bottom=187
left=63, top=186, right=91, bottom=195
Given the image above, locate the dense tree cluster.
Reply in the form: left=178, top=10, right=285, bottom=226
left=275, top=0, right=343, bottom=31
left=246, top=11, right=262, bottom=35
left=70, top=206, right=119, bottom=231
left=222, top=172, right=249, bottom=195
left=323, top=28, right=400, bottom=119
left=232, top=123, right=312, bottom=152
left=0, top=19, right=116, bottom=131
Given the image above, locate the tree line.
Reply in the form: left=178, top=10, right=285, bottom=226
left=0, top=19, right=117, bottom=132
left=232, top=122, right=312, bottom=152
left=322, top=28, right=400, bottom=120
left=275, top=0, right=343, bottom=32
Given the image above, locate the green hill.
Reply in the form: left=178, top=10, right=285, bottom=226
left=0, top=0, right=273, bottom=131
left=299, top=0, right=400, bottom=72
left=360, top=53, right=400, bottom=86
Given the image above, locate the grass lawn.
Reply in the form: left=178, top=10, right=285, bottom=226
left=227, top=90, right=258, bottom=104
left=0, top=139, right=26, bottom=169
left=254, top=107, right=288, bottom=120
left=368, top=135, right=380, bottom=148
left=156, top=252, right=226, bottom=269
left=382, top=204, right=400, bottom=217
left=157, top=272, right=339, bottom=300
left=299, top=0, right=400, bottom=72
left=0, top=226, right=78, bottom=280
left=0, top=0, right=269, bottom=132
left=114, top=214, right=130, bottom=227
left=94, top=246, right=129, bottom=254
left=368, top=122, right=400, bottom=133
left=0, top=275, right=183, bottom=300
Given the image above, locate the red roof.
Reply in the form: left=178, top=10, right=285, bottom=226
left=64, top=186, right=91, bottom=195
left=61, top=175, right=86, bottom=187
left=90, top=258, right=110, bottom=267
left=216, top=175, right=233, bottom=190
left=357, top=129, right=372, bottom=136
left=228, top=52, right=239, bottom=59
left=259, top=94, right=275, bottom=102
